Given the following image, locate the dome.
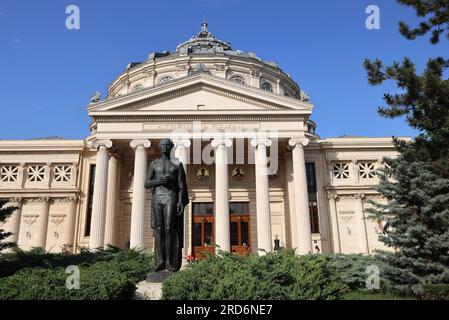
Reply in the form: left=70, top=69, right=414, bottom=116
left=106, top=21, right=306, bottom=102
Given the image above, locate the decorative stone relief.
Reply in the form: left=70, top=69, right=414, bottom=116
left=50, top=214, right=66, bottom=226
left=339, top=211, right=354, bottom=222
left=23, top=214, right=39, bottom=226
left=195, top=167, right=210, bottom=181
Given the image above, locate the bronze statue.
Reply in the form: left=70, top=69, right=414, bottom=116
left=144, top=139, right=189, bottom=272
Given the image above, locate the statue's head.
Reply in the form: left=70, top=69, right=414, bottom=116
left=159, top=139, right=174, bottom=155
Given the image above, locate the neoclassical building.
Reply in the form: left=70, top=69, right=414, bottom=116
left=0, top=22, right=398, bottom=257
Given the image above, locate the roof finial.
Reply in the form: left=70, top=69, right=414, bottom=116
left=201, top=12, right=208, bottom=33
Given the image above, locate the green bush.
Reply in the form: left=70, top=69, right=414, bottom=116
left=0, top=248, right=153, bottom=300
left=0, top=245, right=123, bottom=278
left=422, top=284, right=449, bottom=300
left=325, top=254, right=386, bottom=291
left=0, top=265, right=135, bottom=300
left=162, top=250, right=349, bottom=300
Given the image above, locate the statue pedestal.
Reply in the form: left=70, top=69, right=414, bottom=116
left=134, top=271, right=174, bottom=300
left=146, top=270, right=174, bottom=282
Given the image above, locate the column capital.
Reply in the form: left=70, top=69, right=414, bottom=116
left=68, top=195, right=79, bottom=203
left=130, top=139, right=151, bottom=149
left=356, top=193, right=366, bottom=200
left=211, top=137, right=232, bottom=148
left=91, top=139, right=113, bottom=149
left=37, top=196, right=51, bottom=203
left=173, top=139, right=191, bottom=148
left=9, top=197, right=23, bottom=205
left=326, top=191, right=339, bottom=200
left=288, top=138, right=309, bottom=148
left=250, top=138, right=272, bottom=148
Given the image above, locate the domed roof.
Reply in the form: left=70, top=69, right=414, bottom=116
left=176, top=20, right=232, bottom=54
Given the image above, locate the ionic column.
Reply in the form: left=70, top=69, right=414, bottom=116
left=104, top=155, right=120, bottom=247
left=130, top=140, right=151, bottom=250
left=36, top=197, right=50, bottom=249
left=89, top=139, right=112, bottom=250
left=173, top=139, right=191, bottom=257
left=356, top=193, right=369, bottom=254
left=251, top=138, right=273, bottom=254
left=5, top=197, right=23, bottom=245
left=288, top=138, right=312, bottom=254
left=326, top=191, right=341, bottom=254
left=64, top=196, right=78, bottom=251
left=211, top=138, right=232, bottom=252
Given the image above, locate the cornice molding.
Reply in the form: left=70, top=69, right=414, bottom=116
left=94, top=114, right=307, bottom=123
left=90, top=73, right=312, bottom=114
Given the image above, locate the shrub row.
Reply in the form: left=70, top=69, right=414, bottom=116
left=0, top=248, right=153, bottom=300
left=162, top=251, right=350, bottom=300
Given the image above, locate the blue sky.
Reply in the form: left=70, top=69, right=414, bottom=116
left=1, top=0, right=448, bottom=140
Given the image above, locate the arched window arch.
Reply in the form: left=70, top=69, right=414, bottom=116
left=158, top=76, right=174, bottom=84
left=229, top=75, right=246, bottom=85
left=261, top=82, right=273, bottom=92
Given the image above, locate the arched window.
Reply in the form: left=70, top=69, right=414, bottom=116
left=230, top=75, right=246, bottom=85
left=158, top=76, right=173, bottom=84
left=261, top=82, right=273, bottom=92
left=132, top=84, right=144, bottom=92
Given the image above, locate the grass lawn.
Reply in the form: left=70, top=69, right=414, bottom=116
left=342, top=291, right=417, bottom=300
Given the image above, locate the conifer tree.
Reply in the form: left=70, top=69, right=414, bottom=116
left=0, top=199, right=17, bottom=251
left=364, top=0, right=449, bottom=295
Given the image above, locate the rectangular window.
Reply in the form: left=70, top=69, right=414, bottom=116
left=193, top=203, right=214, bottom=215
left=306, top=163, right=317, bottom=194
left=230, top=202, right=249, bottom=215
left=306, top=163, right=320, bottom=234
left=309, top=200, right=320, bottom=234
left=84, top=164, right=96, bottom=237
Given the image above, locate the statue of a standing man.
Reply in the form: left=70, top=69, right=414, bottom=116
left=145, top=139, right=189, bottom=272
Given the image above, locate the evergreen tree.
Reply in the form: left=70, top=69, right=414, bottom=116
left=0, top=199, right=17, bottom=251
left=398, top=0, right=449, bottom=44
left=364, top=1, right=449, bottom=296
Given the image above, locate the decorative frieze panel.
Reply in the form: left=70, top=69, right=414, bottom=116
left=332, top=163, right=350, bottom=179
left=54, top=165, right=71, bottom=182
left=358, top=162, right=376, bottom=179
left=0, top=165, right=19, bottom=182
left=27, top=165, right=45, bottom=182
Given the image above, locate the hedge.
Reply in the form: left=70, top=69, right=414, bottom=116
left=162, top=250, right=349, bottom=300
left=0, top=248, right=153, bottom=300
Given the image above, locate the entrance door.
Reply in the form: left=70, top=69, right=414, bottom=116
left=191, top=202, right=251, bottom=258
left=230, top=202, right=250, bottom=256
left=192, top=203, right=215, bottom=258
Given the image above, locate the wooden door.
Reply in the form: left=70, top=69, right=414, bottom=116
left=230, top=202, right=250, bottom=256
left=192, top=203, right=215, bottom=258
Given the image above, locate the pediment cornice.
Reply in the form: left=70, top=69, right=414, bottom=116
left=88, top=73, right=313, bottom=117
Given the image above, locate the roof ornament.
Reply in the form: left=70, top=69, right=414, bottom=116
left=201, top=13, right=208, bottom=33
left=176, top=20, right=232, bottom=54
left=300, top=91, right=311, bottom=102
left=189, top=62, right=211, bottom=75
left=90, top=91, right=101, bottom=104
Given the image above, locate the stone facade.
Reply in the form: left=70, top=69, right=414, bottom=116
left=0, top=22, right=400, bottom=256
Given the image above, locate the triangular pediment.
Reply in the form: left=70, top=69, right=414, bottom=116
left=88, top=73, right=313, bottom=117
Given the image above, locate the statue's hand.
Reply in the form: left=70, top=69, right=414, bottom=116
left=177, top=202, right=184, bottom=216
left=158, top=177, right=169, bottom=186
